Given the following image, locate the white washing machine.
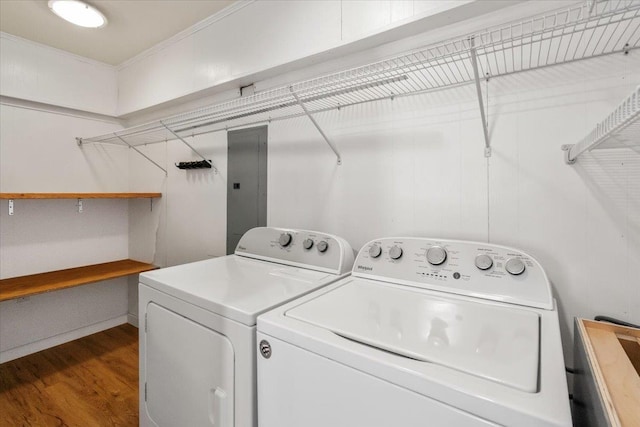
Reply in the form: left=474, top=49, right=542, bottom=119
left=138, top=227, right=354, bottom=427
left=257, top=237, right=572, bottom=427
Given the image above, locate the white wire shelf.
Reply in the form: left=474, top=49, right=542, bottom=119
left=79, top=0, right=640, bottom=158
left=564, top=85, right=640, bottom=163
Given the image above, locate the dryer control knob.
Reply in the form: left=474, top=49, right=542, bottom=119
left=475, top=254, right=493, bottom=270
left=317, top=241, right=329, bottom=253
left=427, top=246, right=447, bottom=265
left=369, top=244, right=382, bottom=258
left=279, top=233, right=293, bottom=247
left=505, top=257, right=526, bottom=275
left=303, top=238, right=314, bottom=250
left=389, top=245, right=403, bottom=260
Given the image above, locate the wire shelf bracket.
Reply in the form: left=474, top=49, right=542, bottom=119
left=470, top=38, right=492, bottom=158
left=77, top=1, right=640, bottom=164
left=77, top=135, right=168, bottom=175
left=160, top=121, right=218, bottom=173
left=563, top=85, right=640, bottom=164
left=290, top=86, right=342, bottom=165
left=115, top=134, right=168, bottom=175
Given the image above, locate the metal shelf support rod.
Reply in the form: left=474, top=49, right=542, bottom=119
left=289, top=87, right=342, bottom=165
left=160, top=121, right=218, bottom=174
left=470, top=39, right=491, bottom=158
left=113, top=134, right=168, bottom=175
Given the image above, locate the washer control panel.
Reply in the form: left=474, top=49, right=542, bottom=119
left=353, top=237, right=552, bottom=309
left=235, top=227, right=355, bottom=275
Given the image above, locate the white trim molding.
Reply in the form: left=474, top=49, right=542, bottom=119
left=0, top=315, right=128, bottom=363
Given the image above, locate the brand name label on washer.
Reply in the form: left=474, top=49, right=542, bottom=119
left=356, top=265, right=373, bottom=271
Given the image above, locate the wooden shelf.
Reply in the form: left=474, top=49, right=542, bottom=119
left=0, top=259, right=157, bottom=302
left=575, top=319, right=640, bottom=427
left=0, top=193, right=161, bottom=199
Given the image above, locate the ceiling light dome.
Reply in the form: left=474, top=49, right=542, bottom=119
left=48, top=0, right=107, bottom=28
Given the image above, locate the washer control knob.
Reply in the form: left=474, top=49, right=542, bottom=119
left=369, top=244, right=382, bottom=258
left=427, top=246, right=447, bottom=265
left=317, top=241, right=329, bottom=253
left=389, top=245, right=403, bottom=260
left=475, top=254, right=493, bottom=270
left=303, top=238, right=314, bottom=250
left=279, top=233, right=293, bottom=247
left=505, top=258, right=526, bottom=275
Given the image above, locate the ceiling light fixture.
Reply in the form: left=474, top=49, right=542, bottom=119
left=48, top=0, right=107, bottom=28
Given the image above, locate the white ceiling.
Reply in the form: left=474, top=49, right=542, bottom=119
left=0, top=0, right=236, bottom=66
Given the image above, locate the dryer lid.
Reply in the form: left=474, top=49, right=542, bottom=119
left=285, top=279, right=540, bottom=393
left=140, top=256, right=339, bottom=326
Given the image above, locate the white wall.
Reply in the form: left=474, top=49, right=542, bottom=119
left=0, top=198, right=129, bottom=279
left=0, top=104, right=126, bottom=193
left=0, top=33, right=118, bottom=116
left=267, top=90, right=488, bottom=241
left=125, top=133, right=227, bottom=325
left=0, top=101, right=133, bottom=361
left=0, top=278, right=129, bottom=363
left=128, top=133, right=228, bottom=267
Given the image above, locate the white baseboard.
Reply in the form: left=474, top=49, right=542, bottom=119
left=0, top=315, right=128, bottom=363
left=128, top=313, right=139, bottom=328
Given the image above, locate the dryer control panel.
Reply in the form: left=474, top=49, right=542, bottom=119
left=235, top=227, right=355, bottom=275
left=353, top=237, right=553, bottom=309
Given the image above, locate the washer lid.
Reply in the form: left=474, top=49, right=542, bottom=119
left=285, top=279, right=540, bottom=393
left=140, top=255, right=339, bottom=326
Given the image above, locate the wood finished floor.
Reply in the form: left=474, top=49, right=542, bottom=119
left=0, top=324, right=138, bottom=427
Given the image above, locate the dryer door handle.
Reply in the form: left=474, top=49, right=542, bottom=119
left=208, top=387, right=228, bottom=426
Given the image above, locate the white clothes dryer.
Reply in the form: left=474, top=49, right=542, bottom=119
left=138, top=227, right=354, bottom=427
left=257, top=237, right=572, bottom=427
